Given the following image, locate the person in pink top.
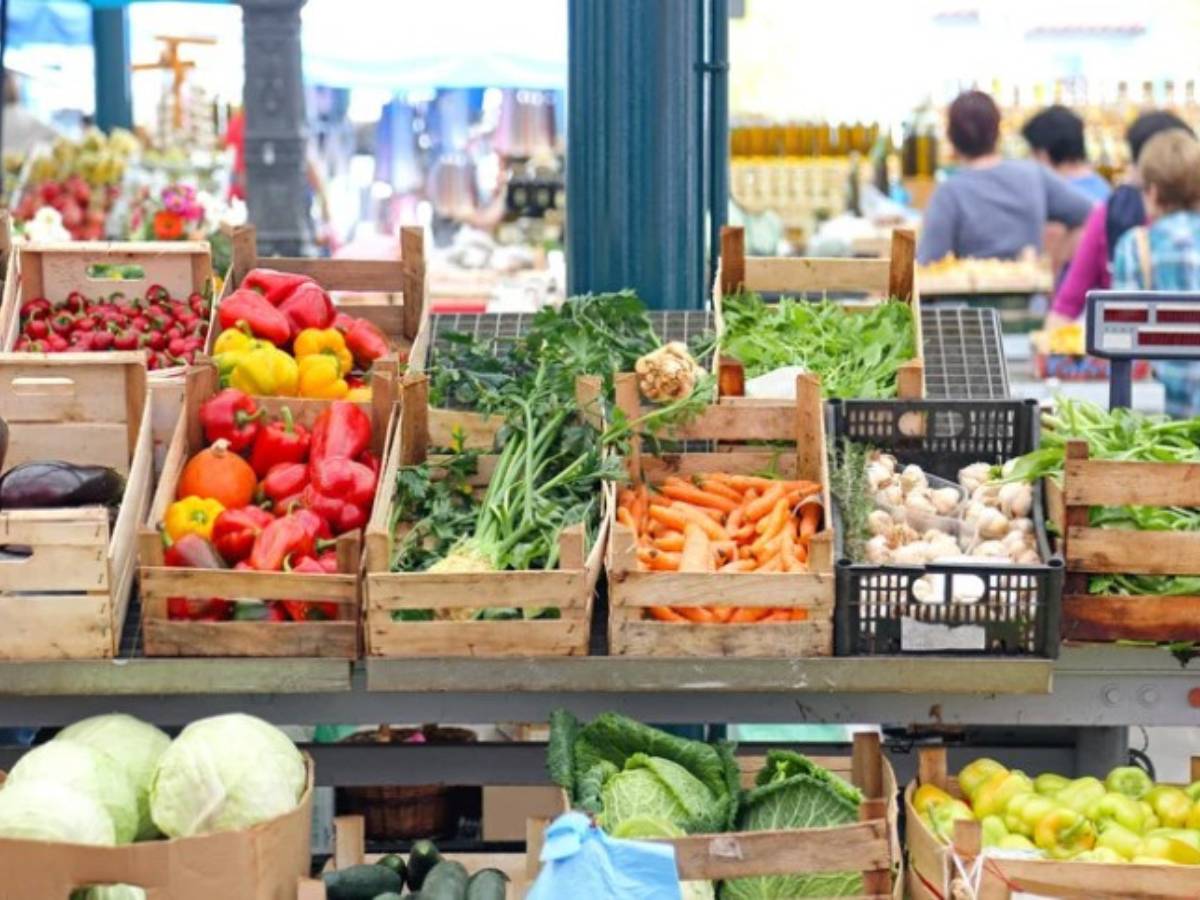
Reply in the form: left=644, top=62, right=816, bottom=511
left=1047, top=111, right=1194, bottom=328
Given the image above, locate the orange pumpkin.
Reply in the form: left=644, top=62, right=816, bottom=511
left=176, top=439, right=257, bottom=509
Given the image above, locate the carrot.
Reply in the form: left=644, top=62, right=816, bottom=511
left=753, top=500, right=789, bottom=546
left=700, top=478, right=743, bottom=503
left=762, top=609, right=792, bottom=622
left=654, top=532, right=685, bottom=552
left=729, top=475, right=780, bottom=491
left=759, top=555, right=783, bottom=572
left=799, top=502, right=822, bottom=539
left=729, top=607, right=770, bottom=623
left=617, top=507, right=639, bottom=536
left=679, top=606, right=717, bottom=623
left=712, top=539, right=738, bottom=561
left=704, top=472, right=737, bottom=485
left=679, top=522, right=712, bottom=572
left=791, top=608, right=809, bottom=621
left=670, top=504, right=727, bottom=542
left=637, top=547, right=681, bottom=571
left=649, top=505, right=689, bottom=532
left=754, top=541, right=782, bottom=567
left=738, top=545, right=754, bottom=560
left=745, top=483, right=786, bottom=521
left=711, top=606, right=735, bottom=622
left=648, top=606, right=687, bottom=623
left=649, top=494, right=674, bottom=508
left=780, top=519, right=796, bottom=572
left=671, top=502, right=725, bottom=523
left=719, top=559, right=755, bottom=573
left=648, top=519, right=665, bottom=537
left=725, top=506, right=744, bottom=533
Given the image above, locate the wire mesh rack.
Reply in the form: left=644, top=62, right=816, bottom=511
left=920, top=306, right=1010, bottom=400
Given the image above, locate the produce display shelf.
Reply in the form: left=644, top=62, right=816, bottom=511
left=920, top=306, right=1009, bottom=400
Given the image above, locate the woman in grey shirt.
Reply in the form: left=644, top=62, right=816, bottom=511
left=917, top=91, right=1094, bottom=264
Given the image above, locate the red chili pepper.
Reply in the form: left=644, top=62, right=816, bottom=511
left=50, top=312, right=75, bottom=336
left=278, top=282, right=335, bottom=335
left=242, top=268, right=315, bottom=306
left=145, top=284, right=171, bottom=304
left=280, top=555, right=340, bottom=621
left=249, top=407, right=310, bottom=476
left=20, top=298, right=52, bottom=321
left=309, top=401, right=371, bottom=463
left=310, top=457, right=377, bottom=507
left=199, top=388, right=263, bottom=452
left=261, top=462, right=309, bottom=506
left=342, top=317, right=390, bottom=368
left=45, top=333, right=69, bottom=353
left=218, top=288, right=291, bottom=346
left=62, top=291, right=85, bottom=314
left=302, top=483, right=369, bottom=534
left=210, top=506, right=274, bottom=565
left=248, top=512, right=316, bottom=570
left=162, top=533, right=232, bottom=620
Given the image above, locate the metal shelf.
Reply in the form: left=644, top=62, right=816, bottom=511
left=921, top=306, right=1009, bottom=400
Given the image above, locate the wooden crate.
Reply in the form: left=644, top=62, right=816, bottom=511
left=907, top=746, right=1200, bottom=900
left=528, top=732, right=901, bottom=899
left=298, top=815, right=530, bottom=899
left=362, top=373, right=607, bottom=657
left=221, top=224, right=428, bottom=367
left=714, top=225, right=924, bottom=398
left=138, top=363, right=396, bottom=658
left=1050, top=440, right=1200, bottom=643
left=0, top=352, right=153, bottom=659
left=0, top=241, right=214, bottom=468
left=607, top=370, right=836, bottom=657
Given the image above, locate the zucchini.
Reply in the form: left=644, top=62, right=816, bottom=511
left=322, top=863, right=404, bottom=900
left=466, top=867, right=510, bottom=900
left=406, top=839, right=443, bottom=890
left=420, top=860, right=469, bottom=900
left=376, top=853, right=406, bottom=883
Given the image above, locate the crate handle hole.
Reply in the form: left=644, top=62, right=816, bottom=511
left=10, top=376, right=76, bottom=396
left=85, top=263, right=146, bottom=282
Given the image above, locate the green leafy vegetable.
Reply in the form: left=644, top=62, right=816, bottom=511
left=829, top=439, right=873, bottom=562
left=720, top=292, right=915, bottom=399
left=601, top=753, right=718, bottom=834
left=721, top=750, right=864, bottom=899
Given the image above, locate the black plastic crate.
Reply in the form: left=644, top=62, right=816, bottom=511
left=831, top=399, right=1062, bottom=659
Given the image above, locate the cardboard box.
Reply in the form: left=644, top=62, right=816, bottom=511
left=0, top=758, right=313, bottom=900
left=483, top=787, right=564, bottom=842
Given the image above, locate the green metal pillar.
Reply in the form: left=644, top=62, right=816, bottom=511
left=569, top=0, right=725, bottom=309
left=93, top=8, right=132, bottom=131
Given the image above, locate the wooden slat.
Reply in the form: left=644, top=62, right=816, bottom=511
left=896, top=358, right=924, bottom=400
left=670, top=821, right=890, bottom=880
left=333, top=816, right=365, bottom=869
left=233, top=257, right=404, bottom=292
left=365, top=617, right=591, bottom=657
left=663, top=402, right=799, bottom=441
left=613, top=569, right=834, bottom=607
left=720, top=226, right=745, bottom=295
left=888, top=228, right=915, bottom=301
left=611, top=619, right=833, bottom=657
left=366, top=570, right=585, bottom=609
left=19, top=241, right=210, bottom=302
left=984, top=857, right=1200, bottom=899
left=1065, top=457, right=1200, bottom=507
left=400, top=225, right=425, bottom=340
left=141, top=567, right=358, bottom=603
left=1063, top=593, right=1200, bottom=642
left=428, top=405, right=499, bottom=450
left=141, top=620, right=358, bottom=658
left=0, top=595, right=113, bottom=659
left=640, top=451, right=799, bottom=481
left=744, top=256, right=891, bottom=295
left=1066, top=526, right=1200, bottom=575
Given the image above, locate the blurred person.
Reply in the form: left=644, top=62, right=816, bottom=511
left=1022, top=105, right=1111, bottom=202
left=918, top=91, right=1091, bottom=264
left=1111, top=130, right=1200, bottom=417
left=2, top=70, right=57, bottom=157
left=1046, top=111, right=1196, bottom=328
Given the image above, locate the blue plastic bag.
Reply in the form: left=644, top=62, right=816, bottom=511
left=528, top=811, right=683, bottom=900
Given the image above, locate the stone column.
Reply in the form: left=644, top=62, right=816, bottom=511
left=238, top=0, right=310, bottom=256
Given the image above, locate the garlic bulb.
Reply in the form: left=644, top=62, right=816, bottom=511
left=972, top=540, right=1007, bottom=558
left=876, top=484, right=904, bottom=507
left=976, top=508, right=1010, bottom=541
left=865, top=535, right=890, bottom=563
left=1015, top=547, right=1041, bottom=564
left=930, top=487, right=961, bottom=516
left=900, top=464, right=928, bottom=493
left=998, top=482, right=1033, bottom=519
left=866, top=463, right=893, bottom=491
left=892, top=541, right=934, bottom=565
left=958, top=463, right=992, bottom=493
left=1010, top=517, right=1034, bottom=535
left=867, top=509, right=893, bottom=536
left=873, top=453, right=897, bottom=474
left=904, top=493, right=937, bottom=516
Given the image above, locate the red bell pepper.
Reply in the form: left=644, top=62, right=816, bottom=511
left=359, top=450, right=380, bottom=476
left=278, top=282, right=335, bottom=335
left=248, top=512, right=317, bottom=570
left=309, top=401, right=372, bottom=463
left=262, top=462, right=309, bottom=508
left=302, top=483, right=369, bottom=534
left=249, top=407, right=311, bottom=476
left=317, top=549, right=339, bottom=573
left=341, top=317, right=389, bottom=368
left=241, top=268, right=315, bottom=306
left=218, top=288, right=292, bottom=346
left=162, top=533, right=233, bottom=620
left=311, top=457, right=377, bottom=507
left=280, top=555, right=340, bottom=621
left=211, top=506, right=274, bottom=564
left=199, top=388, right=262, bottom=452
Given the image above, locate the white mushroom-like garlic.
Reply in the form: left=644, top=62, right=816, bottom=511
left=958, top=462, right=992, bottom=493
left=998, top=482, right=1033, bottom=519
left=1015, top=547, right=1041, bottom=564
left=900, top=464, right=928, bottom=494
left=876, top=484, right=904, bottom=507
left=972, top=540, right=1008, bottom=558
left=865, top=535, right=891, bottom=563
left=867, top=509, right=893, bottom=536
left=930, top=486, right=961, bottom=516
left=866, top=463, right=893, bottom=491
left=892, top=541, right=935, bottom=565
left=976, top=508, right=1011, bottom=541
left=1010, top=517, right=1034, bottom=535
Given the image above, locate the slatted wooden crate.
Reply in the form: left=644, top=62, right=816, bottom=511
left=607, top=370, right=836, bottom=657
left=298, top=815, right=530, bottom=899
left=0, top=352, right=153, bottom=659
left=0, top=240, right=214, bottom=467
left=138, top=363, right=395, bottom=658
left=221, top=224, right=429, bottom=368
left=528, top=732, right=901, bottom=899
left=1048, top=440, right=1200, bottom=643
left=714, top=225, right=924, bottom=398
left=362, top=373, right=608, bottom=657
left=907, top=746, right=1200, bottom=900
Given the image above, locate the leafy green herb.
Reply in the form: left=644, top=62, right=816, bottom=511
left=829, top=438, right=873, bottom=562
left=720, top=292, right=915, bottom=399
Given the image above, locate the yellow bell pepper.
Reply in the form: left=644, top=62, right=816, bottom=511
left=1056, top=776, right=1107, bottom=814
left=1034, top=773, right=1071, bottom=796
left=1134, top=833, right=1200, bottom=865
left=958, top=758, right=1008, bottom=801
left=1033, top=806, right=1096, bottom=859
left=1145, top=786, right=1192, bottom=828
left=912, top=784, right=954, bottom=816
left=293, top=327, right=353, bottom=375
left=973, top=770, right=1033, bottom=819
left=213, top=326, right=270, bottom=382
left=164, top=496, right=225, bottom=542
left=230, top=345, right=299, bottom=397
left=997, top=833, right=1039, bottom=853
left=1005, top=793, right=1057, bottom=838
left=980, top=815, right=1008, bottom=848
left=1086, top=793, right=1145, bottom=833
left=1073, top=847, right=1125, bottom=864
left=1186, top=801, right=1200, bottom=830
left=925, top=798, right=975, bottom=843
left=1097, top=822, right=1142, bottom=860
left=297, top=353, right=349, bottom=399
left=345, top=385, right=372, bottom=402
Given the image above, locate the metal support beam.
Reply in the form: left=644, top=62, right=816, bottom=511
left=92, top=8, right=132, bottom=131
left=567, top=0, right=705, bottom=308
left=237, top=0, right=310, bottom=256
left=1074, top=727, right=1131, bottom=777
left=707, top=0, right=730, bottom=291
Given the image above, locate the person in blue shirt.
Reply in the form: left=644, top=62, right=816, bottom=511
left=1111, top=128, right=1200, bottom=417
left=1022, top=105, right=1112, bottom=203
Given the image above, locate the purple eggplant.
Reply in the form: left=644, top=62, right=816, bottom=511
left=0, top=461, right=124, bottom=510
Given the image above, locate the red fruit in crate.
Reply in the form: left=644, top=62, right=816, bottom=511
left=73, top=182, right=91, bottom=206
left=86, top=208, right=105, bottom=226
left=111, top=328, right=139, bottom=351
left=90, top=330, right=114, bottom=352
left=70, top=332, right=94, bottom=351
left=74, top=316, right=97, bottom=333
left=63, top=292, right=85, bottom=314
left=50, top=313, right=75, bottom=336
left=39, top=182, right=60, bottom=204
left=60, top=201, right=82, bottom=230
left=144, top=330, right=166, bottom=352
left=130, top=315, right=150, bottom=333
left=25, top=319, right=49, bottom=340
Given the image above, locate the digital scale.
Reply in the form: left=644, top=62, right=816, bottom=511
left=1085, top=290, right=1200, bottom=409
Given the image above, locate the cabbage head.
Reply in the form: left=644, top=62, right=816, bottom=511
left=599, top=753, right=717, bottom=835
left=57, top=714, right=170, bottom=841
left=7, top=742, right=138, bottom=843
left=610, top=816, right=716, bottom=900
left=0, top=780, right=116, bottom=845
left=149, top=713, right=306, bottom=837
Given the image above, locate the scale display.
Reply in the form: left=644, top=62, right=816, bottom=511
left=1085, top=290, right=1200, bottom=410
